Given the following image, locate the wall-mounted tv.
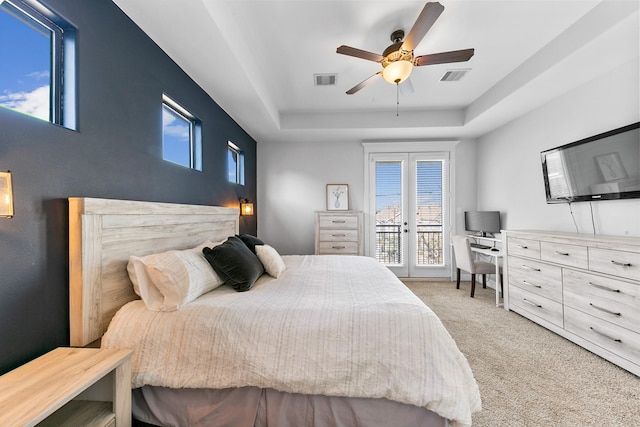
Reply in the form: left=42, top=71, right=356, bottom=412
left=541, top=122, right=640, bottom=203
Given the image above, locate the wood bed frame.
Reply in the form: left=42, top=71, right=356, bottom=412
left=69, top=197, right=239, bottom=347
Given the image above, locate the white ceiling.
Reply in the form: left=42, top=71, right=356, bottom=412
left=112, top=0, right=639, bottom=144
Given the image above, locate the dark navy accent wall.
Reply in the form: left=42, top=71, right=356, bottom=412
left=0, top=0, right=257, bottom=374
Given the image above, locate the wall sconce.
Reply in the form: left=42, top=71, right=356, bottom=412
left=239, top=198, right=254, bottom=216
left=0, top=171, right=14, bottom=218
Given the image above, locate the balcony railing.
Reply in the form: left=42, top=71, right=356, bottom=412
left=375, top=224, right=443, bottom=265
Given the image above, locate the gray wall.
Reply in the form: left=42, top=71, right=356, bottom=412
left=0, top=0, right=257, bottom=374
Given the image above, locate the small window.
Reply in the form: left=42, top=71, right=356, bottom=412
left=0, top=0, right=76, bottom=129
left=162, top=94, right=202, bottom=170
left=227, top=141, right=245, bottom=185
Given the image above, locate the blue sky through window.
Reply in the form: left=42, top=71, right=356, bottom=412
left=0, top=2, right=51, bottom=121
left=162, top=105, right=192, bottom=167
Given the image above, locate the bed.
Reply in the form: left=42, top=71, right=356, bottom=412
left=69, top=197, right=481, bottom=427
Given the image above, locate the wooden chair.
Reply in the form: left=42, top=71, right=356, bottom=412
left=452, top=235, right=502, bottom=298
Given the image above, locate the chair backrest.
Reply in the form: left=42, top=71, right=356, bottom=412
left=452, top=235, right=475, bottom=273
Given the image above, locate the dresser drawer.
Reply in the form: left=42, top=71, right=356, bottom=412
left=563, top=269, right=640, bottom=333
left=318, top=229, right=358, bottom=242
left=509, top=261, right=563, bottom=303
left=589, top=248, right=640, bottom=282
left=507, top=237, right=541, bottom=259
left=318, top=241, right=359, bottom=255
left=508, top=256, right=562, bottom=300
left=565, top=306, right=640, bottom=367
left=509, top=285, right=563, bottom=328
left=541, top=242, right=588, bottom=270
left=318, top=215, right=358, bottom=229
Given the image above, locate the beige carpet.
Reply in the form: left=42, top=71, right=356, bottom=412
left=403, top=280, right=640, bottom=427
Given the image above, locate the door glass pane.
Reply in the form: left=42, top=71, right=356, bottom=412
left=416, top=161, right=443, bottom=266
left=375, top=161, right=403, bottom=265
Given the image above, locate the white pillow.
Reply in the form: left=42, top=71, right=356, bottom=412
left=255, top=244, right=286, bottom=278
left=127, top=239, right=224, bottom=311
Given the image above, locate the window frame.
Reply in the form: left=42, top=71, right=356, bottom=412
left=162, top=94, right=202, bottom=171
left=0, top=0, right=76, bottom=128
left=227, top=141, right=245, bottom=185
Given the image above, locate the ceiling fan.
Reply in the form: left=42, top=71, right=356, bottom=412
left=337, top=1, right=474, bottom=95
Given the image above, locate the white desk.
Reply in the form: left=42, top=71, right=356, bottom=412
left=468, top=235, right=503, bottom=307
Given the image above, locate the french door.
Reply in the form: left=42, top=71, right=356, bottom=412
left=368, top=152, right=451, bottom=278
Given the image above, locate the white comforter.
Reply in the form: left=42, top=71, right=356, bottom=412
left=103, top=255, right=481, bottom=426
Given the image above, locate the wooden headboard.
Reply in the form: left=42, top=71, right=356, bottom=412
left=69, top=197, right=239, bottom=346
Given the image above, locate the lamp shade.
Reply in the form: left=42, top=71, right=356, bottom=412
left=382, top=60, right=413, bottom=84
left=0, top=171, right=14, bottom=218
left=240, top=202, right=254, bottom=216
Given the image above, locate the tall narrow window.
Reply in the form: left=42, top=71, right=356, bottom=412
left=0, top=0, right=76, bottom=128
left=227, top=141, right=244, bottom=185
left=162, top=94, right=202, bottom=170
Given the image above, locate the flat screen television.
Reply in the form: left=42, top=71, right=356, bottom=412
left=464, top=211, right=501, bottom=237
left=541, top=122, right=640, bottom=203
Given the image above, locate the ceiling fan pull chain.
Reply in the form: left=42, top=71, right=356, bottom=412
left=396, top=83, right=400, bottom=117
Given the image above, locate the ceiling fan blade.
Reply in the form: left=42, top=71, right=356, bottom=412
left=401, top=2, right=445, bottom=52
left=398, top=77, right=414, bottom=96
left=414, top=48, right=475, bottom=66
left=337, top=45, right=384, bottom=63
left=346, top=72, right=382, bottom=95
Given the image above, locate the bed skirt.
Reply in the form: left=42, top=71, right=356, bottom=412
left=132, top=386, right=449, bottom=427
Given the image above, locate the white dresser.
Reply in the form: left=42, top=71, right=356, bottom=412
left=503, top=230, right=640, bottom=377
left=315, top=211, right=363, bottom=256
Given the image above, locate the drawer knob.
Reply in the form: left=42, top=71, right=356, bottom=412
left=588, top=282, right=621, bottom=293
left=589, top=326, right=622, bottom=343
left=332, top=220, right=346, bottom=223
left=517, top=245, right=528, bottom=249
left=332, top=246, right=346, bottom=249
left=521, top=265, right=541, bottom=272
left=610, top=260, right=632, bottom=267
left=554, top=251, right=569, bottom=256
left=589, top=303, right=621, bottom=317
left=523, top=298, right=542, bottom=308
left=332, top=233, right=346, bottom=237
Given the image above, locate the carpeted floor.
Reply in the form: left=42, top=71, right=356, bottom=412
left=403, top=280, right=640, bottom=427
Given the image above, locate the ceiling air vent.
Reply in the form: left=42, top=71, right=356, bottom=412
left=314, top=74, right=337, bottom=86
left=440, top=69, right=470, bottom=82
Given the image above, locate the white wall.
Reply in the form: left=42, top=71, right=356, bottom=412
left=476, top=60, right=640, bottom=237
left=258, top=140, right=478, bottom=254
left=257, top=140, right=364, bottom=254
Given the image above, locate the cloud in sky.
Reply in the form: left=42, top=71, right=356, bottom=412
left=162, top=109, right=189, bottom=139
left=0, top=85, right=49, bottom=121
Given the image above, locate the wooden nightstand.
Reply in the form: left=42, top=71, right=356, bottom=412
left=0, top=347, right=132, bottom=427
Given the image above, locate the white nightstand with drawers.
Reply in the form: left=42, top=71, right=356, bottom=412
left=315, top=211, right=363, bottom=256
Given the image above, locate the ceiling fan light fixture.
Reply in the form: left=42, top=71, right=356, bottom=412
left=382, top=60, right=413, bottom=84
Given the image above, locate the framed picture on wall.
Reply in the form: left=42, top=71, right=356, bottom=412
left=326, top=184, right=349, bottom=211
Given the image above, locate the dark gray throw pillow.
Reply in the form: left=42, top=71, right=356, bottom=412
left=237, top=234, right=264, bottom=254
left=202, top=236, right=264, bottom=292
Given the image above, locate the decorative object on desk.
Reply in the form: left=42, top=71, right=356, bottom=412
left=326, top=184, right=349, bottom=211
left=239, top=198, right=254, bottom=216
left=452, top=235, right=502, bottom=298
left=0, top=171, right=14, bottom=218
left=595, top=152, right=627, bottom=182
